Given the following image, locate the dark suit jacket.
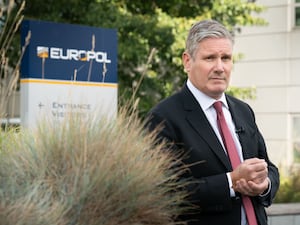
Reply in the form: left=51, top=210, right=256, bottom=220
left=146, top=84, right=280, bottom=225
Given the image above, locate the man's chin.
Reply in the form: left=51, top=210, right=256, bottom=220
left=210, top=88, right=226, bottom=99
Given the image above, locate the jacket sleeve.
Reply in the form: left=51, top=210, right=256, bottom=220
left=256, top=130, right=280, bottom=207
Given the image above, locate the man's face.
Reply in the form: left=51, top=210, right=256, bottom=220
left=182, top=38, right=233, bottom=99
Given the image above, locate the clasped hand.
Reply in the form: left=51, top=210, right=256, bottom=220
left=230, top=158, right=269, bottom=196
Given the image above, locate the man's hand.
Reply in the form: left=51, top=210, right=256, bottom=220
left=230, top=158, right=269, bottom=196
left=233, top=177, right=270, bottom=196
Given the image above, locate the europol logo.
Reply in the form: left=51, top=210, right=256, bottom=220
left=36, top=46, right=111, bottom=63
left=37, top=46, right=49, bottom=58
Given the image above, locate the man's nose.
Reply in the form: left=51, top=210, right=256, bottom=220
left=214, top=58, right=224, bottom=72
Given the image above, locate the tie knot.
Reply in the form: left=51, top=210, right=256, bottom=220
left=213, top=101, right=223, bottom=113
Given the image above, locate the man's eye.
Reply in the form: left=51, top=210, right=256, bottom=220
left=205, top=56, right=214, bottom=61
left=222, top=56, right=232, bottom=61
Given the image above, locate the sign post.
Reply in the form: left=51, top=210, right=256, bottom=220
left=20, top=20, right=118, bottom=128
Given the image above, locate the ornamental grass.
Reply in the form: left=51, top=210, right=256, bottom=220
left=0, top=108, right=189, bottom=225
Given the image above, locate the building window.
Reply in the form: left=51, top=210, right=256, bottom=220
left=296, top=0, right=300, bottom=26
left=292, top=116, right=300, bottom=163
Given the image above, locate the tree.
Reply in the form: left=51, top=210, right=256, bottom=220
left=15, top=0, right=265, bottom=117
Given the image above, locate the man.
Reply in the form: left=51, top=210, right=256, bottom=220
left=145, top=19, right=279, bottom=225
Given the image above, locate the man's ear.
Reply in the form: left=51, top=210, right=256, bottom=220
left=182, top=52, right=191, bottom=73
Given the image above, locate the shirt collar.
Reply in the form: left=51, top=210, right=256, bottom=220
left=186, top=79, right=229, bottom=111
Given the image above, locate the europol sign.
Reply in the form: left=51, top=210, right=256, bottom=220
left=20, top=20, right=118, bottom=128
left=36, top=46, right=112, bottom=63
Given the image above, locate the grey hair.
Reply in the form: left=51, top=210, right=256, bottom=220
left=185, top=19, right=234, bottom=58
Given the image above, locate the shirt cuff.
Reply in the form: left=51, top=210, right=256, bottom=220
left=259, top=177, right=271, bottom=197
left=226, top=172, right=236, bottom=197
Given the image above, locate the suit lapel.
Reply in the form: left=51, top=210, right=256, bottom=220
left=180, top=86, right=232, bottom=170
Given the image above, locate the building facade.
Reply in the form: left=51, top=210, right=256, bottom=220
left=231, top=0, right=300, bottom=170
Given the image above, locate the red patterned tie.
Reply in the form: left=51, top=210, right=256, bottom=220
left=213, top=101, right=258, bottom=225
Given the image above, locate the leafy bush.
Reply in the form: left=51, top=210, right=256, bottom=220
left=274, top=168, right=300, bottom=203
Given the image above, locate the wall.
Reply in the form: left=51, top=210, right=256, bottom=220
left=231, top=0, right=300, bottom=168
left=267, top=203, right=300, bottom=225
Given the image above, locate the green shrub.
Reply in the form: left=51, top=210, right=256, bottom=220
left=274, top=168, right=300, bottom=203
